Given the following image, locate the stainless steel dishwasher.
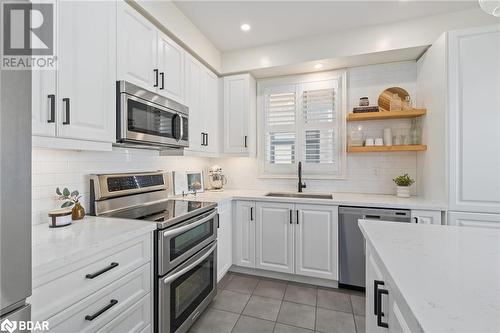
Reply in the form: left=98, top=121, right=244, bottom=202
left=338, top=206, right=412, bottom=290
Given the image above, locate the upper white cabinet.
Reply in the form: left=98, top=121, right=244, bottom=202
left=448, top=25, right=500, bottom=214
left=295, top=204, right=338, bottom=280
left=117, top=2, right=185, bottom=104
left=255, top=202, right=295, bottom=274
left=223, top=74, right=256, bottom=155
left=32, top=0, right=116, bottom=147
left=233, top=201, right=256, bottom=268
left=184, top=55, right=220, bottom=155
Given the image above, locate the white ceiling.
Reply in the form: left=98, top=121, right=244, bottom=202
left=174, top=1, right=478, bottom=52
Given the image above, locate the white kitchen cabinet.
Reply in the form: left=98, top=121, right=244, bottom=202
left=366, top=250, right=389, bottom=333
left=255, top=202, right=295, bottom=274
left=233, top=201, right=256, bottom=268
left=217, top=201, right=233, bottom=281
left=448, top=211, right=500, bottom=229
left=117, top=1, right=157, bottom=92
left=223, top=74, right=256, bottom=155
left=184, top=55, right=219, bottom=155
left=295, top=204, right=338, bottom=280
left=410, top=210, right=442, bottom=225
left=117, top=2, right=185, bottom=104
left=157, top=31, right=185, bottom=102
left=32, top=0, right=115, bottom=148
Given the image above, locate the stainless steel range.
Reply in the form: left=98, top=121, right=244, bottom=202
left=89, top=171, right=218, bottom=333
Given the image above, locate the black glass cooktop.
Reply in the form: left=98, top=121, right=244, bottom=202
left=103, top=199, right=217, bottom=229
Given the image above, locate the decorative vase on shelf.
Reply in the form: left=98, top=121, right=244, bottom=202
left=396, top=186, right=411, bottom=198
left=72, top=202, right=85, bottom=220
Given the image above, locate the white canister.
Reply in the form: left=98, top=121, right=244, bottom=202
left=48, top=208, right=73, bottom=228
left=383, top=128, right=392, bottom=146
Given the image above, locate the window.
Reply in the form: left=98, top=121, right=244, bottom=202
left=258, top=72, right=346, bottom=178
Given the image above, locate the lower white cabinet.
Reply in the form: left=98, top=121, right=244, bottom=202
left=233, top=201, right=256, bottom=268
left=295, top=204, right=338, bottom=280
left=217, top=201, right=233, bottom=281
left=256, top=202, right=295, bottom=274
left=410, top=209, right=442, bottom=225
left=448, top=211, right=500, bottom=229
left=234, top=200, right=338, bottom=280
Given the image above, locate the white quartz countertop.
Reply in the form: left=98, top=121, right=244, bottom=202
left=359, top=221, right=500, bottom=333
left=175, top=189, right=446, bottom=210
left=32, top=216, right=155, bottom=279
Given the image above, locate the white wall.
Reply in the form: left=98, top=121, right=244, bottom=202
left=31, top=147, right=211, bottom=225
left=416, top=34, right=447, bottom=203
left=213, top=61, right=419, bottom=195
left=131, top=0, right=222, bottom=73
left=222, top=9, right=498, bottom=74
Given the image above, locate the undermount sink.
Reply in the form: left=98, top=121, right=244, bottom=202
left=265, top=192, right=333, bottom=200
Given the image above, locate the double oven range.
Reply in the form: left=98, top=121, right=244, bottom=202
left=90, top=171, right=218, bottom=333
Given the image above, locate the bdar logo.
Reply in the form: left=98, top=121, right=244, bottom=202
left=0, top=319, right=17, bottom=333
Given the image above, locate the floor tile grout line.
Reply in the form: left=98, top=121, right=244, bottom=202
left=349, top=294, right=358, bottom=333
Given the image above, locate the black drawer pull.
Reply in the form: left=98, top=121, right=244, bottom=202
left=85, top=262, right=119, bottom=279
left=153, top=69, right=159, bottom=87
left=47, top=94, right=55, bottom=123
left=62, top=98, right=70, bottom=125
left=376, top=288, right=389, bottom=328
left=85, top=299, right=118, bottom=321
left=289, top=209, right=293, bottom=224
left=374, top=280, right=385, bottom=315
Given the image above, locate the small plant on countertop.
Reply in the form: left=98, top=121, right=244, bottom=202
left=393, top=174, right=415, bottom=187
left=56, top=187, right=82, bottom=208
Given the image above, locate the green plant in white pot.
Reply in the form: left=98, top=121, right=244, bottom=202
left=393, top=174, right=415, bottom=198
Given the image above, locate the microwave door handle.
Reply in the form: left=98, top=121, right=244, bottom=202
left=162, top=211, right=217, bottom=238
left=163, top=242, right=217, bottom=285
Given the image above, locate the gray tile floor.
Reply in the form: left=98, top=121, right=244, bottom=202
left=189, top=272, right=366, bottom=333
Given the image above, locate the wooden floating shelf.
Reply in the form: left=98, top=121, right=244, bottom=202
left=347, top=145, right=427, bottom=153
left=347, top=109, right=427, bottom=121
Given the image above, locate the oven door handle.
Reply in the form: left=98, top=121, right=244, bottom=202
left=163, top=242, right=217, bottom=285
left=162, top=211, right=217, bottom=238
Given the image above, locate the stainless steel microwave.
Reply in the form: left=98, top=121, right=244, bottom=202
left=116, top=81, right=189, bottom=149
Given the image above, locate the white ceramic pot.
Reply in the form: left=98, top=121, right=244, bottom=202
left=396, top=186, right=411, bottom=198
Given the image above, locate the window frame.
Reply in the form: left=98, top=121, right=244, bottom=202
left=257, top=70, right=347, bottom=179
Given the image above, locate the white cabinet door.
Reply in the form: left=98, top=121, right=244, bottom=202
left=448, top=25, right=500, bottom=214
left=32, top=70, right=56, bottom=137
left=202, top=69, right=219, bottom=154
left=448, top=211, right=500, bottom=229
left=117, top=1, right=157, bottom=91
left=295, top=204, right=338, bottom=279
left=233, top=201, right=256, bottom=268
left=57, top=0, right=115, bottom=142
left=217, top=202, right=232, bottom=281
left=255, top=202, right=294, bottom=274
left=184, top=56, right=203, bottom=152
left=223, top=74, right=256, bottom=155
left=410, top=210, right=442, bottom=225
left=157, top=32, right=185, bottom=103
left=366, top=246, right=390, bottom=333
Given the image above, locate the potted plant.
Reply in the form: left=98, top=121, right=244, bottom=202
left=56, top=187, right=85, bottom=220
left=393, top=174, right=415, bottom=198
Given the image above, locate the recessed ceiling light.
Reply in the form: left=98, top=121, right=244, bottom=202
left=240, top=24, right=251, bottom=32
left=314, top=63, right=323, bottom=69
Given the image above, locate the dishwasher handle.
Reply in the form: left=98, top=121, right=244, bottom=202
left=362, top=215, right=381, bottom=220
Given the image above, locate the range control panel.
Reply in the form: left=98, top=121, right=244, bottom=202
left=107, top=174, right=165, bottom=192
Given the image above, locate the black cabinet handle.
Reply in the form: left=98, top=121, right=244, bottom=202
left=244, top=135, right=247, bottom=148
left=47, top=94, right=55, bottom=123
left=414, top=217, right=419, bottom=224
left=85, top=262, right=119, bottom=279
left=85, top=299, right=118, bottom=321
left=374, top=280, right=385, bottom=315
left=205, top=133, right=209, bottom=146
left=296, top=210, right=299, bottom=224
left=250, top=207, right=254, bottom=221
left=153, top=69, right=159, bottom=87
left=62, top=98, right=70, bottom=125
left=159, top=72, right=165, bottom=90
left=376, top=288, right=389, bottom=328
left=289, top=210, right=293, bottom=224
left=201, top=133, right=205, bottom=146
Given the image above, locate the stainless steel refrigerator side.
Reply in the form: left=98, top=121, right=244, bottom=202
left=0, top=67, right=32, bottom=319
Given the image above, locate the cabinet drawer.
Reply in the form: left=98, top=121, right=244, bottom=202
left=97, top=294, right=151, bottom=333
left=45, top=263, right=150, bottom=333
left=32, top=234, right=151, bottom=321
